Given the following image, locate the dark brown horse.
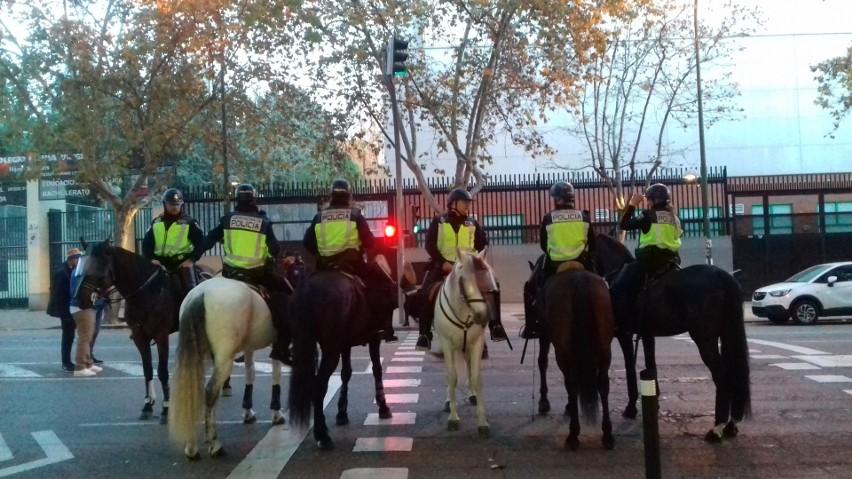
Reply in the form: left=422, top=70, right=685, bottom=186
left=287, top=260, right=395, bottom=450
left=81, top=239, right=182, bottom=423
left=526, top=260, right=615, bottom=450
left=593, top=233, right=751, bottom=442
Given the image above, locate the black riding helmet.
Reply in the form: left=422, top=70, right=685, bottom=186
left=330, top=178, right=352, bottom=205
left=645, top=183, right=671, bottom=207
left=162, top=188, right=184, bottom=207
left=549, top=181, right=575, bottom=207
left=235, top=183, right=256, bottom=204
left=446, top=188, right=473, bottom=207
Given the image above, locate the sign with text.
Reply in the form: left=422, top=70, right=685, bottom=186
left=36, top=155, right=97, bottom=202
left=0, top=182, right=27, bottom=207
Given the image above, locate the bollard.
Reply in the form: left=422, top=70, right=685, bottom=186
left=640, top=368, right=661, bottom=479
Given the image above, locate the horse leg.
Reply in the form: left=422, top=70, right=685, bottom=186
left=564, top=379, right=581, bottom=451
left=599, top=360, right=615, bottom=450
left=693, top=337, right=729, bottom=442
left=242, top=351, right=256, bottom=424
left=369, top=338, right=392, bottom=419
left=336, top=348, right=352, bottom=426
left=270, top=359, right=284, bottom=425
left=469, top=338, right=489, bottom=438
left=538, top=338, right=551, bottom=415
left=155, top=335, right=170, bottom=425
left=313, top=352, right=340, bottom=450
left=204, top=358, right=233, bottom=457
left=617, top=333, right=638, bottom=419
left=135, top=338, right=156, bottom=421
left=441, top=341, right=461, bottom=431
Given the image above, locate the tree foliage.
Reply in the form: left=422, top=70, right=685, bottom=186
left=812, top=44, right=852, bottom=137
left=556, top=0, right=760, bottom=211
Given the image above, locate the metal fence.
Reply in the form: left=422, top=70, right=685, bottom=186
left=0, top=216, right=27, bottom=308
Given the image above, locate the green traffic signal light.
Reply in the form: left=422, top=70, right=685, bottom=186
left=412, top=224, right=421, bottom=234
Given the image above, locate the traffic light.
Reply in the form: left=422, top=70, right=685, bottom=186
left=385, top=35, right=409, bottom=76
left=411, top=205, right=422, bottom=234
left=384, top=223, right=397, bottom=239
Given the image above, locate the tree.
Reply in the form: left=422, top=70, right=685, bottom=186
left=554, top=0, right=759, bottom=213
left=296, top=0, right=640, bottom=214
left=0, top=0, right=300, bottom=248
left=812, top=45, right=852, bottom=137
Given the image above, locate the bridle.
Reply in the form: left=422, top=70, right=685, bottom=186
left=84, top=249, right=161, bottom=304
left=437, top=266, right=488, bottom=353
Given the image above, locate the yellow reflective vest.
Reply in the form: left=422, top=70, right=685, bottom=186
left=223, top=214, right=270, bottom=269
left=437, top=220, right=476, bottom=263
left=315, top=208, right=361, bottom=257
left=638, top=210, right=683, bottom=251
left=546, top=209, right=589, bottom=261
left=152, top=218, right=194, bottom=258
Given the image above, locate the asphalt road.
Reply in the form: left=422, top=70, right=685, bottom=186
left=1, top=312, right=851, bottom=479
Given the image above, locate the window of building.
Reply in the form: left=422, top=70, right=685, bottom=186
left=752, top=204, right=793, bottom=235
left=679, top=206, right=722, bottom=237
left=821, top=202, right=852, bottom=233
left=594, top=208, right=610, bottom=221
left=482, top=214, right=523, bottom=245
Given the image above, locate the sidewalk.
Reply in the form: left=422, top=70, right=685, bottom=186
left=1, top=302, right=761, bottom=332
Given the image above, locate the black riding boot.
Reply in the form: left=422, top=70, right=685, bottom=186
left=416, top=291, right=433, bottom=350
left=181, top=265, right=198, bottom=299
left=521, top=286, right=539, bottom=340
left=267, top=293, right=292, bottom=366
left=487, top=289, right=508, bottom=342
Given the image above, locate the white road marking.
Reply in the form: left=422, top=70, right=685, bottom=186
left=844, top=390, right=852, bottom=396
left=364, top=412, right=416, bottom=426
left=747, top=339, right=828, bottom=356
left=352, top=437, right=413, bottom=452
left=386, top=366, right=421, bottom=374
left=395, top=351, right=425, bottom=356
left=793, top=355, right=852, bottom=367
left=751, top=355, right=787, bottom=359
left=375, top=394, right=419, bottom=404
left=0, top=433, right=11, bottom=461
left=770, top=363, right=821, bottom=370
left=361, top=358, right=383, bottom=374
left=0, top=430, right=73, bottom=478
left=226, top=375, right=343, bottom=479
left=804, top=375, right=852, bottom=383
left=232, top=362, right=291, bottom=374
left=106, top=362, right=145, bottom=376
left=0, top=365, right=40, bottom=378
left=390, top=357, right=423, bottom=362
left=383, top=379, right=421, bottom=388
left=341, top=468, right=408, bottom=479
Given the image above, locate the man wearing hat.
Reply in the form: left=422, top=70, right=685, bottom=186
left=47, top=248, right=82, bottom=372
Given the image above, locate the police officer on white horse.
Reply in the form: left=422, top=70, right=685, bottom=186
left=201, top=183, right=291, bottom=365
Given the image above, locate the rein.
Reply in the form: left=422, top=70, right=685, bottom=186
left=119, top=269, right=163, bottom=301
left=438, top=274, right=486, bottom=353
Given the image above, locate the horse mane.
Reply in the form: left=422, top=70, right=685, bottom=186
left=593, top=233, right=634, bottom=277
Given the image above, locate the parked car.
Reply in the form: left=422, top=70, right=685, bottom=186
left=752, top=262, right=852, bottom=324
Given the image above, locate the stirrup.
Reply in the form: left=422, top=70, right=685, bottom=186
left=490, top=324, right=508, bottom=342
left=520, top=324, right=539, bottom=340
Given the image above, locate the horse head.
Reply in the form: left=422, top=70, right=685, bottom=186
left=81, top=238, right=115, bottom=292
left=593, top=233, right=634, bottom=278
left=448, top=249, right=491, bottom=327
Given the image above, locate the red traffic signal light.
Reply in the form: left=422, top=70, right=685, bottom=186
left=384, top=224, right=397, bottom=238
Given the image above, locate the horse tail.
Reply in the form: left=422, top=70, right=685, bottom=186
left=288, top=287, right=317, bottom=429
left=168, top=291, right=209, bottom=447
left=573, top=273, right=602, bottom=422
left=720, top=271, right=752, bottom=420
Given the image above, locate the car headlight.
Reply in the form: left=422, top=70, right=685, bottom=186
left=768, top=289, right=792, bottom=297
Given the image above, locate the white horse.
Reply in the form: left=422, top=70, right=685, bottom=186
left=168, top=276, right=285, bottom=459
left=433, top=249, right=497, bottom=438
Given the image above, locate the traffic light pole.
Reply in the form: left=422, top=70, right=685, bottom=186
left=387, top=73, right=406, bottom=324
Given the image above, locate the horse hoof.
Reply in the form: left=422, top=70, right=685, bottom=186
left=317, top=438, right=335, bottom=450
left=139, top=411, right=153, bottom=421
left=243, top=413, right=257, bottom=424
left=159, top=415, right=168, bottom=425
left=443, top=401, right=451, bottom=413
left=704, top=430, right=723, bottom=443
left=378, top=408, right=392, bottom=420
left=602, top=435, right=615, bottom=450
left=209, top=445, right=225, bottom=458
left=622, top=405, right=638, bottom=419
left=448, top=420, right=460, bottom=431
left=221, top=387, right=232, bottom=397
left=468, top=395, right=477, bottom=406
left=336, top=414, right=350, bottom=426
left=538, top=399, right=551, bottom=415
left=184, top=445, right=200, bottom=461
left=723, top=422, right=739, bottom=438
left=478, top=426, right=490, bottom=439
left=272, top=412, right=285, bottom=425
left=565, top=436, right=579, bottom=451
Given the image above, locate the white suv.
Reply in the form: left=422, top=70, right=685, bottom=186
left=752, top=262, right=852, bottom=325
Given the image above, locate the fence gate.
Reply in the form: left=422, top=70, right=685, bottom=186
left=0, top=216, right=27, bottom=309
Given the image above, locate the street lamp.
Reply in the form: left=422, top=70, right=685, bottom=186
left=693, top=0, right=712, bottom=265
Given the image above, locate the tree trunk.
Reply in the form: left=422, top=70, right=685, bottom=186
left=112, top=206, right=137, bottom=251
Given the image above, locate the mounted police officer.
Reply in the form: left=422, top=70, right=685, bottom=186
left=141, top=188, right=204, bottom=303
left=415, top=187, right=508, bottom=351
left=201, top=183, right=292, bottom=365
left=522, top=181, right=595, bottom=339
left=303, top=178, right=398, bottom=343
left=610, top=183, right=683, bottom=318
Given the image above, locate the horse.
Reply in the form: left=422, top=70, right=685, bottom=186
left=432, top=249, right=497, bottom=437
left=593, top=233, right=751, bottom=442
left=80, top=239, right=184, bottom=423
left=168, top=276, right=285, bottom=459
left=287, top=259, right=394, bottom=450
left=524, top=258, right=616, bottom=450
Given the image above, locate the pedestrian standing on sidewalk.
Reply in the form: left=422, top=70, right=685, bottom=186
left=68, top=253, right=102, bottom=377
left=46, top=248, right=81, bottom=372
